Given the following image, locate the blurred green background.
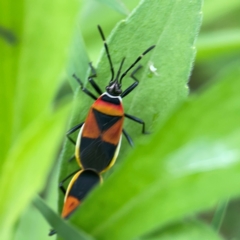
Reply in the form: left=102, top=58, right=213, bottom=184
left=1, top=0, right=240, bottom=239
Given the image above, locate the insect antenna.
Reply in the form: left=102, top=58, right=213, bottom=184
left=115, top=57, right=125, bottom=82
left=119, top=45, right=155, bottom=84
left=97, top=25, right=115, bottom=82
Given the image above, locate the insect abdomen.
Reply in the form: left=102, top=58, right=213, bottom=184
left=61, top=170, right=100, bottom=219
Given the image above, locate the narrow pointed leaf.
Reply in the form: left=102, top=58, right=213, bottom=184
left=33, top=196, right=94, bottom=240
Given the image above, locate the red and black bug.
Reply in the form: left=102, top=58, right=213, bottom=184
left=49, top=169, right=101, bottom=236
left=49, top=26, right=155, bottom=236
left=67, top=25, right=155, bottom=173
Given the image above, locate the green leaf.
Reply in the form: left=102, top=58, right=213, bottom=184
left=0, top=105, right=70, bottom=240
left=0, top=0, right=24, bottom=161
left=57, top=0, right=203, bottom=238
left=141, top=220, right=223, bottom=240
left=70, top=61, right=240, bottom=240
left=0, top=0, right=81, bottom=239
left=33, top=196, right=94, bottom=240
left=12, top=0, right=80, bottom=135
left=59, top=0, right=203, bottom=184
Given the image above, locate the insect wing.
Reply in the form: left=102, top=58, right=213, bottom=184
left=76, top=95, right=124, bottom=173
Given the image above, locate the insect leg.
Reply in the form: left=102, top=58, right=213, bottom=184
left=59, top=169, right=80, bottom=195
left=121, top=65, right=142, bottom=98
left=88, top=62, right=103, bottom=95
left=72, top=74, right=97, bottom=100
left=88, top=62, right=97, bottom=78
left=66, top=122, right=84, bottom=145
left=124, top=113, right=148, bottom=134
left=122, top=128, right=134, bottom=147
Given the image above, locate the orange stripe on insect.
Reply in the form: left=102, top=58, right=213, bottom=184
left=92, top=97, right=124, bottom=116
left=61, top=196, right=80, bottom=219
